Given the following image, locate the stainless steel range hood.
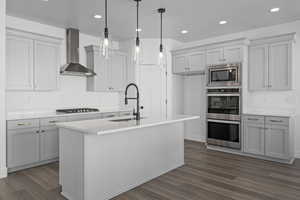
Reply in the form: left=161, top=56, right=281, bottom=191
left=60, top=28, right=96, bottom=77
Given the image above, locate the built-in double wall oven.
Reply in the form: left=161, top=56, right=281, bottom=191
left=206, top=63, right=242, bottom=150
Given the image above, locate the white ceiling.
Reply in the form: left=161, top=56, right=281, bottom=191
left=6, top=0, right=300, bottom=42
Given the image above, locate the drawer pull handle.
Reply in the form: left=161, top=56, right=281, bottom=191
left=247, top=118, right=259, bottom=121
left=49, top=121, right=58, bottom=123
left=270, top=120, right=283, bottom=123
left=17, top=123, right=31, bottom=126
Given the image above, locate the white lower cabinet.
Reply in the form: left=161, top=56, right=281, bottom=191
left=243, top=115, right=293, bottom=162
left=243, top=122, right=265, bottom=156
left=40, top=126, right=59, bottom=161
left=7, top=128, right=40, bottom=169
left=265, top=124, right=289, bottom=159
left=7, top=111, right=128, bottom=172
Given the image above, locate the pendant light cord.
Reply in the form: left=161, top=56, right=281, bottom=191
left=105, top=0, right=108, bottom=29
left=136, top=0, right=139, bottom=38
left=160, top=12, right=162, bottom=45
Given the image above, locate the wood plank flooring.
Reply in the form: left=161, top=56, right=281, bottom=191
left=1, top=140, right=300, bottom=200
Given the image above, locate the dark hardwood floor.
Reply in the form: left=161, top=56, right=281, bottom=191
left=1, top=141, right=300, bottom=200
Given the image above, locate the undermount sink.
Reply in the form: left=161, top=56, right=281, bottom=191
left=109, top=117, right=144, bottom=122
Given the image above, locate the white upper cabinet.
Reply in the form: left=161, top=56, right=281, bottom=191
left=86, top=45, right=128, bottom=92
left=172, top=39, right=246, bottom=75
left=189, top=51, right=206, bottom=72
left=109, top=52, right=127, bottom=91
left=206, top=48, right=223, bottom=65
left=173, top=50, right=206, bottom=74
left=6, top=29, right=61, bottom=91
left=34, top=41, right=60, bottom=91
left=206, top=46, right=243, bottom=65
left=6, top=35, right=34, bottom=90
left=173, top=55, right=188, bottom=73
left=249, top=33, right=294, bottom=91
left=268, top=41, right=292, bottom=90
left=223, top=45, right=243, bottom=63
left=249, top=44, right=268, bottom=90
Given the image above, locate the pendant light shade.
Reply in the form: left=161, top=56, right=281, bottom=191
left=158, top=8, right=166, bottom=66
left=102, top=0, right=109, bottom=59
left=134, top=0, right=142, bottom=63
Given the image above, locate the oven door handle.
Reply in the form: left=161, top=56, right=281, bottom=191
left=207, top=119, right=240, bottom=124
left=207, top=94, right=240, bottom=97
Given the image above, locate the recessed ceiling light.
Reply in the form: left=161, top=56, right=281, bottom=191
left=94, top=14, right=102, bottom=19
left=181, top=30, right=189, bottom=34
left=219, top=20, right=228, bottom=25
left=270, top=7, right=280, bottom=13
left=41, top=0, right=49, bottom=2
left=136, top=28, right=142, bottom=32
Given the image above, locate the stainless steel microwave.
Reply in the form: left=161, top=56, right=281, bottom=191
left=208, top=63, right=241, bottom=87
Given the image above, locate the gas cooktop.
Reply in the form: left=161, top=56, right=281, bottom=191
left=56, top=108, right=99, bottom=114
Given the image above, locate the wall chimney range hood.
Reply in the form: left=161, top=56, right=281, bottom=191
left=60, top=28, right=96, bottom=77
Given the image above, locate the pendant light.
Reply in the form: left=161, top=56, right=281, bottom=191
left=102, top=0, right=109, bottom=59
left=134, top=0, right=142, bottom=63
left=158, top=8, right=166, bottom=65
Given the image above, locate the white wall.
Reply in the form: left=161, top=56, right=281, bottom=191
left=6, top=16, right=121, bottom=113
left=0, top=0, right=6, bottom=178
left=179, top=20, right=300, bottom=157
left=183, top=75, right=206, bottom=142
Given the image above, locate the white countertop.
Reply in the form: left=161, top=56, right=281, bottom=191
left=243, top=109, right=296, bottom=117
left=6, top=108, right=132, bottom=121
left=56, top=115, right=200, bottom=136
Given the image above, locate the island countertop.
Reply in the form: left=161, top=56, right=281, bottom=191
left=56, top=115, right=200, bottom=136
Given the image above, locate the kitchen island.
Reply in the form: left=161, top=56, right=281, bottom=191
left=57, top=115, right=199, bottom=200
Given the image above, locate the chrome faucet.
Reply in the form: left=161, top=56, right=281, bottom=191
left=125, top=83, right=143, bottom=120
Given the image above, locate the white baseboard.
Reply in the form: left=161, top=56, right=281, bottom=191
left=0, top=167, right=7, bottom=179
left=184, top=132, right=206, bottom=142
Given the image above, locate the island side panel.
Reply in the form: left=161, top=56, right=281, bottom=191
left=84, top=122, right=184, bottom=200
left=59, top=128, right=85, bottom=200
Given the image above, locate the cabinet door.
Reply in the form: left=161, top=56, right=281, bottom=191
left=243, top=122, right=265, bottom=155
left=6, top=35, right=34, bottom=90
left=206, top=48, right=223, bottom=65
left=188, top=51, right=206, bottom=72
left=265, top=125, right=289, bottom=159
left=173, top=55, right=188, bottom=73
left=268, top=41, right=292, bottom=90
left=94, top=55, right=110, bottom=91
left=224, top=46, right=243, bottom=63
left=40, top=127, right=59, bottom=161
left=34, top=41, right=60, bottom=91
left=248, top=45, right=268, bottom=91
left=7, top=128, right=40, bottom=168
left=110, top=52, right=127, bottom=91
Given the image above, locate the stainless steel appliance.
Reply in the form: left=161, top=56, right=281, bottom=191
left=206, top=87, right=241, bottom=149
left=56, top=108, right=99, bottom=114
left=60, top=28, right=96, bottom=77
left=207, top=88, right=240, bottom=121
left=208, top=63, right=241, bottom=87
left=207, top=119, right=241, bottom=149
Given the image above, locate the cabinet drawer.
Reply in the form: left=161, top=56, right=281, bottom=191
left=40, top=117, right=67, bottom=127
left=244, top=115, right=264, bottom=124
left=266, top=117, right=289, bottom=126
left=7, top=119, right=40, bottom=130
left=102, top=112, right=119, bottom=118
